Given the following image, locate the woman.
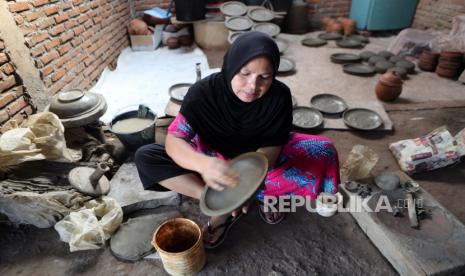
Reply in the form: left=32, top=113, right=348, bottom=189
left=135, top=32, right=340, bottom=248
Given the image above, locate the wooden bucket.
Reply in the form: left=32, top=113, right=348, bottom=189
left=152, top=218, right=206, bottom=276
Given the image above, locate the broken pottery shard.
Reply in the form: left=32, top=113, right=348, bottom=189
left=108, top=162, right=181, bottom=214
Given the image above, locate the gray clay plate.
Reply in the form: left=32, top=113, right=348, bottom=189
left=346, top=34, right=369, bottom=43
left=274, top=37, right=288, bottom=54
left=343, top=108, right=383, bottom=130
left=169, top=83, right=192, bottom=102
left=200, top=152, right=268, bottom=216
left=336, top=39, right=363, bottom=48
left=318, top=32, right=342, bottom=40
left=247, top=7, right=274, bottom=22
left=330, top=53, right=361, bottom=64
left=343, top=63, right=375, bottom=76
left=278, top=57, right=295, bottom=73
left=225, top=16, right=253, bottom=31
left=301, top=37, right=327, bottom=47
left=220, top=1, right=247, bottom=17
left=292, top=106, right=324, bottom=129
left=310, top=93, right=348, bottom=115
left=228, top=31, right=244, bottom=44
left=252, top=22, right=280, bottom=37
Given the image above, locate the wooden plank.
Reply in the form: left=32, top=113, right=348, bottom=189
left=340, top=171, right=465, bottom=276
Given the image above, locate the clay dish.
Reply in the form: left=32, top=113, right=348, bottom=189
left=342, top=108, right=383, bottom=130
left=292, top=106, right=324, bottom=129
left=330, top=53, right=362, bottom=64
left=310, top=93, right=348, bottom=115
left=301, top=37, right=327, bottom=47
left=318, top=32, right=342, bottom=40
left=247, top=6, right=274, bottom=22
left=200, top=152, right=268, bottom=216
left=252, top=22, right=281, bottom=37
left=220, top=1, right=247, bottom=16
left=225, top=16, right=253, bottom=31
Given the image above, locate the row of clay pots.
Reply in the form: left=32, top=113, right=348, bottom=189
left=435, top=51, right=463, bottom=78
left=166, top=35, right=194, bottom=49
left=375, top=71, right=403, bottom=101
left=418, top=51, right=439, bottom=71
left=321, top=16, right=356, bottom=35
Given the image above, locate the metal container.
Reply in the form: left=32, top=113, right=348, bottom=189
left=152, top=218, right=206, bottom=276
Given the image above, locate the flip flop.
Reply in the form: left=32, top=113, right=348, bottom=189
left=203, top=213, right=243, bottom=249
left=258, top=200, right=285, bottom=225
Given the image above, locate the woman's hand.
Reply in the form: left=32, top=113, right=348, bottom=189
left=201, top=157, right=239, bottom=191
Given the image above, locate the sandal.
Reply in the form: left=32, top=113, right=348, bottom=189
left=203, top=213, right=243, bottom=249
left=258, top=200, right=285, bottom=225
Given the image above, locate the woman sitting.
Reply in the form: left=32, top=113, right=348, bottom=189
left=135, top=32, right=340, bottom=248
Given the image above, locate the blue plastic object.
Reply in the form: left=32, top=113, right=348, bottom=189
left=350, top=0, right=418, bottom=30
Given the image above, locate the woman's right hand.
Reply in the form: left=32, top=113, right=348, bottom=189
left=201, top=157, right=239, bottom=191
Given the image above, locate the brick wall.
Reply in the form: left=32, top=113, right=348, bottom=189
left=412, top=0, right=465, bottom=30
left=0, top=38, right=35, bottom=133
left=7, top=0, right=131, bottom=97
left=306, top=0, right=351, bottom=29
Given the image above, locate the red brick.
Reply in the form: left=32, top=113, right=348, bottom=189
left=73, top=0, right=84, bottom=5
left=54, top=13, right=69, bottom=24
left=0, top=110, right=9, bottom=125
left=68, top=7, right=80, bottom=18
left=37, top=17, right=55, bottom=29
left=30, top=45, right=46, bottom=57
left=30, top=32, right=48, bottom=46
left=7, top=97, right=28, bottom=116
left=39, top=51, right=59, bottom=66
left=50, top=24, right=65, bottom=36
left=82, top=30, right=92, bottom=40
left=84, top=56, right=95, bottom=66
left=64, top=19, right=77, bottom=29
left=44, top=5, right=59, bottom=16
left=56, top=56, right=68, bottom=68
left=91, top=1, right=99, bottom=8
left=21, top=26, right=39, bottom=36
left=44, top=38, right=60, bottom=50
left=13, top=15, right=24, bottom=25
left=59, top=31, right=74, bottom=43
left=73, top=25, right=85, bottom=35
left=32, top=0, right=49, bottom=8
left=0, top=92, right=16, bottom=109
left=93, top=16, right=102, bottom=24
left=78, top=14, right=88, bottom=24
left=65, top=59, right=78, bottom=71
left=0, top=53, right=8, bottom=65
left=70, top=37, right=83, bottom=47
left=57, top=43, right=71, bottom=55
left=83, top=65, right=94, bottom=77
left=9, top=2, right=30, bottom=13
left=25, top=11, right=42, bottom=22
left=0, top=75, right=17, bottom=93
left=79, top=4, right=90, bottom=13
left=11, top=86, right=24, bottom=97
left=49, top=80, right=66, bottom=95
left=51, top=68, right=65, bottom=82
left=1, top=63, right=15, bottom=75
left=41, top=65, right=53, bottom=77
left=75, top=63, right=85, bottom=73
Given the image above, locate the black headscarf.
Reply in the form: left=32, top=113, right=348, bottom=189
left=180, top=31, right=292, bottom=159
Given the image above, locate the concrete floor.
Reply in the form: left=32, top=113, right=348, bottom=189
left=1, top=33, right=465, bottom=276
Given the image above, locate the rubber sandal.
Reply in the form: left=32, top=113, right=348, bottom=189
left=258, top=200, right=285, bottom=225
left=203, top=213, right=243, bottom=249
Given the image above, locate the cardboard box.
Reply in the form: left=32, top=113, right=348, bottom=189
left=130, top=24, right=164, bottom=51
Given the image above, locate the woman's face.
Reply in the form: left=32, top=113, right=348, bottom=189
left=230, top=56, right=273, bottom=103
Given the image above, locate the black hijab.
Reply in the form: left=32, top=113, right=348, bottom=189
left=180, top=31, right=292, bottom=159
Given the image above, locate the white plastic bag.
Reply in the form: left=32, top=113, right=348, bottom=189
left=54, top=196, right=123, bottom=252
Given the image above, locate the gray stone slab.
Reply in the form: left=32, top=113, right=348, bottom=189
left=108, top=162, right=181, bottom=214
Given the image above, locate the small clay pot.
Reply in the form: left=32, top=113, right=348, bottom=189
left=128, top=19, right=149, bottom=35
left=342, top=19, right=356, bottom=36
left=166, top=37, right=180, bottom=49
left=328, top=21, right=343, bottom=34
left=321, top=16, right=332, bottom=30
left=375, top=71, right=403, bottom=101
left=418, top=51, right=439, bottom=71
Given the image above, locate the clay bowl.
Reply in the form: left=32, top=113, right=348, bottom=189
left=389, top=56, right=404, bottom=63
left=374, top=61, right=395, bottom=74
left=378, top=50, right=394, bottom=59
left=375, top=82, right=402, bottom=101
left=360, top=51, right=376, bottom=61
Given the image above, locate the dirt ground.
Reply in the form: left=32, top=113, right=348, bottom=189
left=1, top=40, right=465, bottom=276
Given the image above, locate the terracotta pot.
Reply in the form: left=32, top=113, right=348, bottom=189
left=328, top=22, right=343, bottom=33
left=342, top=19, right=356, bottom=35
left=375, top=71, right=403, bottom=101
left=321, top=16, right=332, bottom=30
left=128, top=19, right=149, bottom=35
left=325, top=19, right=336, bottom=32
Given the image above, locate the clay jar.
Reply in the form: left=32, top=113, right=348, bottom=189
left=375, top=71, right=403, bottom=101
left=328, top=21, right=343, bottom=33
left=341, top=18, right=356, bottom=35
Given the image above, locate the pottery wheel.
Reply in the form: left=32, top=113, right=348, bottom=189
left=200, top=152, right=268, bottom=216
left=292, top=107, right=323, bottom=129
left=69, top=167, right=110, bottom=196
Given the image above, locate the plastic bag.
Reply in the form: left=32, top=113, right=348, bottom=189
left=0, top=112, right=81, bottom=169
left=341, top=145, right=379, bottom=181
left=54, top=196, right=123, bottom=252
left=389, top=126, right=461, bottom=175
